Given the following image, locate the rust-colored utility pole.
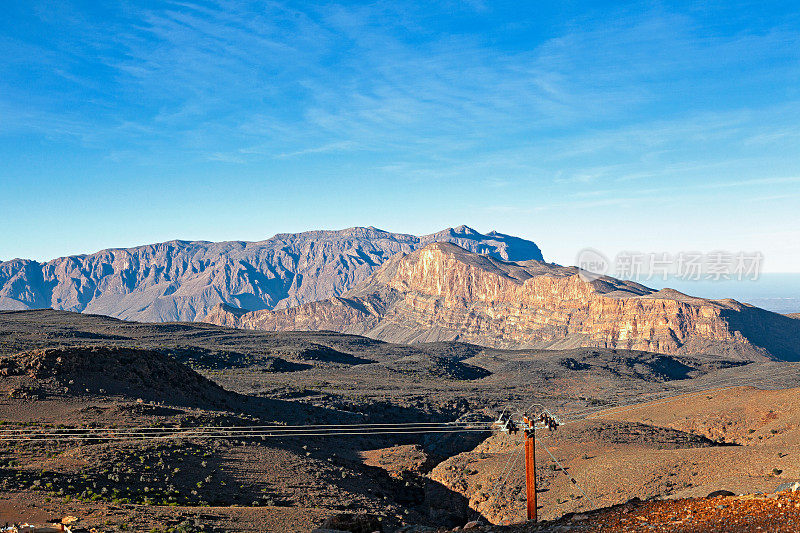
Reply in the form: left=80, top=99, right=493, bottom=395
left=523, top=416, right=536, bottom=522
left=496, top=409, right=558, bottom=523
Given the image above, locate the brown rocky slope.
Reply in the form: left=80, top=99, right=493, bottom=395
left=0, top=225, right=542, bottom=322
left=0, top=346, right=239, bottom=407
left=203, top=242, right=800, bottom=361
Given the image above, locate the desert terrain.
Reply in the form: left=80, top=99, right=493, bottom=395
left=1, top=309, right=800, bottom=531
left=5, top=0, right=800, bottom=529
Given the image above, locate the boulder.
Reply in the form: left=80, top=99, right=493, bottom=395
left=775, top=481, right=800, bottom=493
left=320, top=513, right=382, bottom=533
left=707, top=490, right=736, bottom=498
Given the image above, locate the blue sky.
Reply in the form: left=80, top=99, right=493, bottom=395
left=1, top=0, right=799, bottom=271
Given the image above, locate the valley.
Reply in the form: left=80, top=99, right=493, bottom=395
left=2, top=309, right=800, bottom=531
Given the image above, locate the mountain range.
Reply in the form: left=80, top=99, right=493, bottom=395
left=5, top=225, right=798, bottom=362
left=0, top=226, right=542, bottom=322
left=203, top=242, right=800, bottom=361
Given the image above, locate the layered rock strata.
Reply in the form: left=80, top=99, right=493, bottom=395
left=204, top=243, right=800, bottom=361
left=0, top=226, right=542, bottom=322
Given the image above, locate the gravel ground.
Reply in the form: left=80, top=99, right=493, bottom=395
left=449, top=491, right=800, bottom=532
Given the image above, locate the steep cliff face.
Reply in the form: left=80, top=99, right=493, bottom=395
left=0, top=226, right=542, bottom=322
left=204, top=243, right=800, bottom=361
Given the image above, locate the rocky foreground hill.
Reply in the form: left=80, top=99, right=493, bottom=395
left=0, top=225, right=542, bottom=322
left=204, top=242, right=800, bottom=361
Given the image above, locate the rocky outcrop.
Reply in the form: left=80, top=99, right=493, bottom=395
left=203, top=243, right=800, bottom=361
left=0, top=346, right=231, bottom=406
left=0, top=226, right=542, bottom=322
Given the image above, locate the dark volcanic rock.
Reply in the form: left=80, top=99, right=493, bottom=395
left=320, top=513, right=383, bottom=533
left=259, top=356, right=312, bottom=372
left=290, top=345, right=375, bottom=365
left=0, top=346, right=231, bottom=407
left=385, top=355, right=491, bottom=380
left=707, top=490, right=737, bottom=498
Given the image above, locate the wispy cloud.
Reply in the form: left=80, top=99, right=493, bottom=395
left=4, top=0, right=799, bottom=167
left=3, top=1, right=800, bottom=271
left=206, top=151, right=247, bottom=164
left=275, top=141, right=361, bottom=159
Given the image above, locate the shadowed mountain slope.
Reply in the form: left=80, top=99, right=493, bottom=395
left=0, top=226, right=542, bottom=322
left=0, top=346, right=233, bottom=407
left=204, top=242, right=800, bottom=361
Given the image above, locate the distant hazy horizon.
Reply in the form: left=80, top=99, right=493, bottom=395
left=623, top=273, right=800, bottom=314
left=2, top=224, right=798, bottom=315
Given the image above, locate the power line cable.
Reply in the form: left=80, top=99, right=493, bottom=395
left=0, top=419, right=495, bottom=435
left=0, top=427, right=496, bottom=442
left=558, top=365, right=800, bottom=424
left=0, top=421, right=489, bottom=433
left=537, top=437, right=598, bottom=509
left=493, top=444, right=524, bottom=497
left=0, top=424, right=494, bottom=436
left=0, top=422, right=493, bottom=437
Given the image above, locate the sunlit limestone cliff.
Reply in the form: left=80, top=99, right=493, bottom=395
left=204, top=243, right=800, bottom=361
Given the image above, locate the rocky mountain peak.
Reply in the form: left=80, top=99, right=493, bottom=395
left=204, top=245, right=800, bottom=361
left=0, top=226, right=544, bottom=322
left=449, top=225, right=479, bottom=235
